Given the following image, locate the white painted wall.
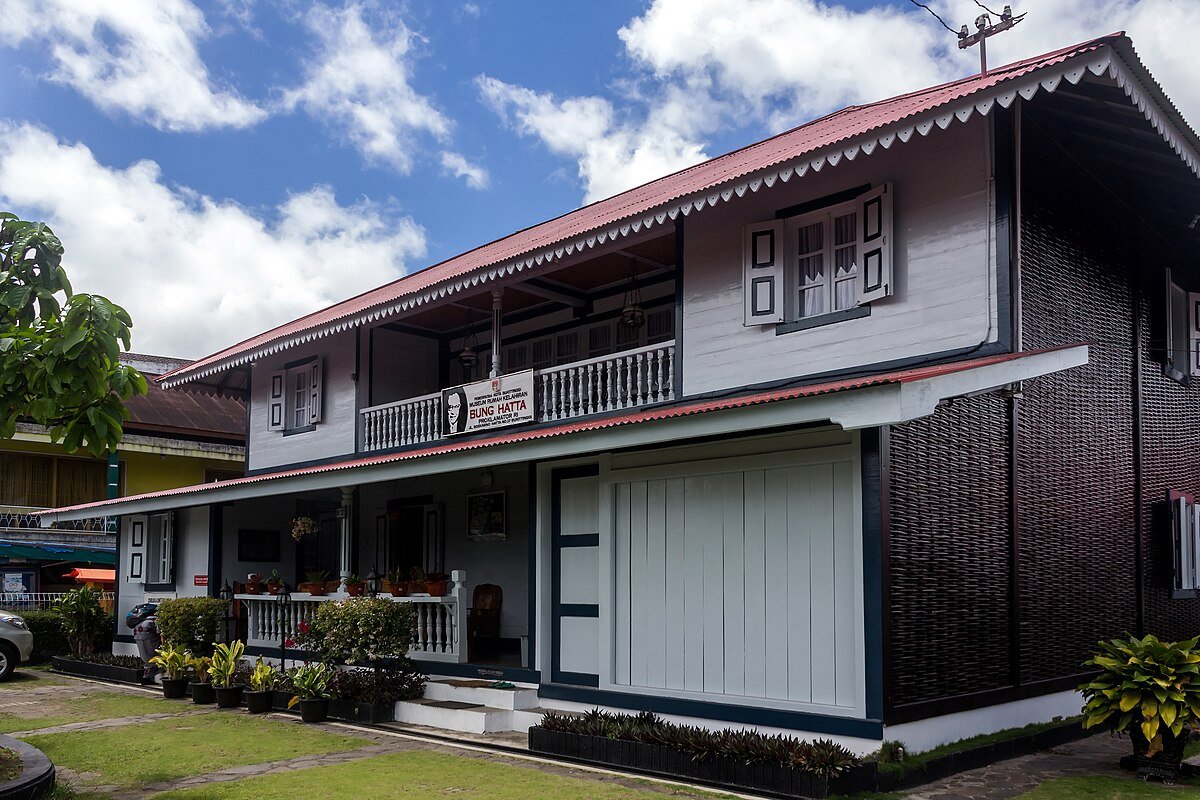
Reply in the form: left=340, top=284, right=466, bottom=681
left=884, top=690, right=1084, bottom=753
left=115, top=506, right=211, bottom=624
left=681, top=116, right=997, bottom=395
left=247, top=334, right=357, bottom=472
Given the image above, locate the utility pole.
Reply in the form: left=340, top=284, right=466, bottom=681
left=958, top=6, right=1026, bottom=77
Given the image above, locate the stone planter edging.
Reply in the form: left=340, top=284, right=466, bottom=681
left=0, top=734, right=54, bottom=800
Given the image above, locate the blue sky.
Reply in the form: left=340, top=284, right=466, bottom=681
left=0, top=0, right=1194, bottom=357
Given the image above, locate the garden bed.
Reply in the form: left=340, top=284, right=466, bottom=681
left=327, top=698, right=395, bottom=724
left=0, top=735, right=55, bottom=800
left=50, top=655, right=143, bottom=685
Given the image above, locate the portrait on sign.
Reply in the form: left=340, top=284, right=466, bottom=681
left=442, top=371, right=536, bottom=437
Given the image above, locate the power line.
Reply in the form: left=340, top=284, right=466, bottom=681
left=972, top=0, right=1005, bottom=17
left=905, top=0, right=958, bottom=35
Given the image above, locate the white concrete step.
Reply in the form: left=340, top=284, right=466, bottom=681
left=393, top=698, right=514, bottom=734
left=511, top=706, right=559, bottom=731
left=421, top=678, right=540, bottom=710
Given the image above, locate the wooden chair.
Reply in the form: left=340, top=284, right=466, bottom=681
left=467, top=583, right=502, bottom=663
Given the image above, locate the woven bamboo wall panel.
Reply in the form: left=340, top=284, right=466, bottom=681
left=888, top=394, right=1013, bottom=706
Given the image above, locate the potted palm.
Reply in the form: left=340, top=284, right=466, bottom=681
left=188, top=655, right=215, bottom=704
left=299, top=570, right=330, bottom=596
left=385, top=567, right=408, bottom=597
left=149, top=643, right=191, bottom=699
left=1080, top=634, right=1200, bottom=779
left=209, top=641, right=246, bottom=708
left=288, top=663, right=333, bottom=723
left=245, top=657, right=278, bottom=714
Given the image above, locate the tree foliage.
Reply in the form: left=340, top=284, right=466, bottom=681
left=0, top=212, right=147, bottom=456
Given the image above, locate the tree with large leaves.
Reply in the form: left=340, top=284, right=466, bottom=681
left=0, top=212, right=147, bottom=457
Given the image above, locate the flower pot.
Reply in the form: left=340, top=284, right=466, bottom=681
left=266, top=582, right=281, bottom=595
left=325, top=580, right=341, bottom=593
left=161, top=677, right=189, bottom=699
left=389, top=581, right=409, bottom=597
left=345, top=584, right=365, bottom=597
left=298, top=582, right=327, bottom=596
left=244, top=581, right=262, bottom=595
left=190, top=682, right=216, bottom=704
left=298, top=698, right=329, bottom=723
left=408, top=580, right=427, bottom=595
left=245, top=690, right=273, bottom=714
left=215, top=685, right=244, bottom=708
left=1129, top=725, right=1187, bottom=778
left=425, top=580, right=448, bottom=597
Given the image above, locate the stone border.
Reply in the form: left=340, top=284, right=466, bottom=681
left=0, top=734, right=54, bottom=800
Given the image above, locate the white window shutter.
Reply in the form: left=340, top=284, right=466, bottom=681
left=127, top=515, right=147, bottom=582
left=857, top=183, right=893, bottom=304
left=267, top=370, right=285, bottom=432
left=161, top=514, right=174, bottom=584
left=743, top=220, right=785, bottom=325
left=308, top=361, right=323, bottom=424
left=1188, top=292, right=1200, bottom=376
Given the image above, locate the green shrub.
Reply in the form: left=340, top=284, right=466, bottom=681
left=297, top=597, right=416, bottom=665
left=156, top=597, right=228, bottom=656
left=52, top=586, right=106, bottom=659
left=21, top=610, right=68, bottom=662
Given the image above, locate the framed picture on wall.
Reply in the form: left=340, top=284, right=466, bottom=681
left=467, top=490, right=506, bottom=542
left=237, top=529, right=281, bottom=562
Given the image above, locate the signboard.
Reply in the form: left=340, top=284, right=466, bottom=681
left=442, top=370, right=535, bottom=436
left=2, top=573, right=26, bottom=593
left=193, top=575, right=209, bottom=587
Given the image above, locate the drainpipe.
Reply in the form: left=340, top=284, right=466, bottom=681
left=338, top=487, right=354, bottom=589
left=490, top=288, right=503, bottom=379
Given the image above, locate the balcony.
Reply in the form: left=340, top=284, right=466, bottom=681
left=360, top=340, right=676, bottom=452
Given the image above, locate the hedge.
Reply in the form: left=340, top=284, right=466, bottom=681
left=21, top=610, right=68, bottom=663
left=156, top=597, right=228, bottom=656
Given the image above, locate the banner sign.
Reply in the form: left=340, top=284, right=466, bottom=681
left=194, top=575, right=208, bottom=587
left=443, top=370, right=536, bottom=436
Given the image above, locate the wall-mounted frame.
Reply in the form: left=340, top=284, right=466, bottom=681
left=237, top=529, right=281, bottom=563
left=467, top=490, right=506, bottom=542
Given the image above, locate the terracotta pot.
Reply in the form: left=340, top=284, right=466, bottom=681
left=425, top=580, right=448, bottom=597
left=266, top=582, right=281, bottom=596
left=325, top=580, right=341, bottom=593
left=408, top=580, right=427, bottom=595
left=389, top=581, right=409, bottom=597
left=345, top=583, right=365, bottom=597
left=298, top=582, right=327, bottom=596
left=244, top=582, right=262, bottom=595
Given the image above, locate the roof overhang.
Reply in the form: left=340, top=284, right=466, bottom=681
left=44, top=345, right=1088, bottom=522
left=160, top=34, right=1170, bottom=391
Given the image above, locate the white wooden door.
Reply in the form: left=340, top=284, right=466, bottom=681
left=552, top=466, right=601, bottom=685
left=610, top=450, right=862, bottom=713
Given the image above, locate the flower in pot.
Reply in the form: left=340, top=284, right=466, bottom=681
left=1080, top=634, right=1200, bottom=777
left=291, top=516, right=320, bottom=542
left=188, top=655, right=216, bottom=704
left=266, top=569, right=283, bottom=595
left=245, top=657, right=279, bottom=714
left=149, top=643, right=191, bottom=699
left=344, top=574, right=366, bottom=597
left=209, top=640, right=246, bottom=708
left=244, top=573, right=263, bottom=595
left=299, top=570, right=329, bottom=596
left=386, top=567, right=408, bottom=597
left=424, top=571, right=450, bottom=597
left=288, top=662, right=333, bottom=723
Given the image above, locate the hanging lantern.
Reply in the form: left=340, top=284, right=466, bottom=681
left=459, top=312, right=479, bottom=370
left=621, top=262, right=646, bottom=329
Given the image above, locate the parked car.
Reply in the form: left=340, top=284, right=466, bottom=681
left=0, top=611, right=33, bottom=680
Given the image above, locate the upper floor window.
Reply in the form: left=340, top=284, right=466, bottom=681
left=266, top=359, right=323, bottom=433
left=743, top=183, right=893, bottom=328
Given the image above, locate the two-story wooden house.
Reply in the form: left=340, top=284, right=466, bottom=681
left=39, top=33, right=1200, bottom=753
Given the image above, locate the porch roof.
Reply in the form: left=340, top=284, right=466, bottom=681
left=160, top=32, right=1175, bottom=391
left=40, top=344, right=1088, bottom=522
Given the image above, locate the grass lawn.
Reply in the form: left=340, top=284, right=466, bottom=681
left=1017, top=775, right=1197, bottom=798
left=0, top=671, right=68, bottom=690
left=0, top=747, right=20, bottom=782
left=0, top=690, right=182, bottom=733
left=24, top=713, right=369, bottom=788
left=153, top=749, right=736, bottom=800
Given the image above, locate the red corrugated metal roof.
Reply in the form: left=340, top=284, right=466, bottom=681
left=124, top=379, right=245, bottom=442
left=47, top=346, right=1078, bottom=516
left=162, top=34, right=1130, bottom=387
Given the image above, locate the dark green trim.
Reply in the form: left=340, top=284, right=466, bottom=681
left=673, top=216, right=685, bottom=399
left=560, top=603, right=598, bottom=618
left=538, top=684, right=883, bottom=739
left=775, top=305, right=869, bottom=336
left=559, top=533, right=598, bottom=548
left=207, top=504, right=223, bottom=598
left=774, top=183, right=871, bottom=221
left=551, top=463, right=600, bottom=686
left=527, top=461, right=538, bottom=672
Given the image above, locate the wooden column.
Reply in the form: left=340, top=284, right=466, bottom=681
left=490, top=288, right=503, bottom=379
left=338, top=487, right=354, bottom=588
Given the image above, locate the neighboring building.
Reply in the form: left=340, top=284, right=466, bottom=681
left=40, top=33, right=1200, bottom=752
left=1, top=354, right=245, bottom=595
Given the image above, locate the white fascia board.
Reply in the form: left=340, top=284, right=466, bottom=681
left=43, top=346, right=1089, bottom=524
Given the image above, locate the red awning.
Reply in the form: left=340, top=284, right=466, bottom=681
left=66, top=568, right=116, bottom=585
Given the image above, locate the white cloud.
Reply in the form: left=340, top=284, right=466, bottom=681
left=0, top=124, right=427, bottom=358
left=440, top=151, right=490, bottom=190
left=281, top=3, right=451, bottom=173
left=0, top=0, right=265, bottom=132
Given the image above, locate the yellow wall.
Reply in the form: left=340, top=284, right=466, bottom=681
left=121, top=449, right=242, bottom=496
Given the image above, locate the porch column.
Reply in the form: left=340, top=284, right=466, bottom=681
left=490, top=287, right=503, bottom=379
left=338, top=486, right=354, bottom=589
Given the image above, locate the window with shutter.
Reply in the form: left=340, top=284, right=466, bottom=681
left=743, top=220, right=785, bottom=325
left=1167, top=280, right=1190, bottom=381
left=857, top=183, right=893, bottom=303
left=268, top=359, right=324, bottom=433
left=555, top=332, right=579, bottom=365
left=144, top=513, right=173, bottom=585
left=126, top=516, right=146, bottom=582
left=647, top=307, right=675, bottom=344
left=588, top=323, right=612, bottom=357
left=308, top=360, right=323, bottom=424
left=267, top=371, right=285, bottom=432
left=505, top=343, right=529, bottom=372
left=532, top=338, right=554, bottom=370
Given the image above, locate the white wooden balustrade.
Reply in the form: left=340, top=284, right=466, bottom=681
left=359, top=340, right=675, bottom=452
left=235, top=570, right=467, bottom=663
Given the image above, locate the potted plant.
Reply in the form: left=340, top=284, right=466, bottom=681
left=209, top=640, right=246, bottom=708
left=291, top=515, right=319, bottom=542
left=188, top=655, right=215, bottom=704
left=288, top=662, right=333, bottom=723
left=424, top=571, right=450, bottom=597
left=1080, top=634, right=1200, bottom=778
left=245, top=657, right=278, bottom=714
left=266, top=569, right=283, bottom=595
left=407, top=566, right=427, bottom=595
left=344, top=575, right=366, bottom=597
left=244, top=573, right=262, bottom=595
left=299, top=570, right=329, bottom=596
left=386, top=567, right=408, bottom=597
left=149, top=643, right=191, bottom=699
